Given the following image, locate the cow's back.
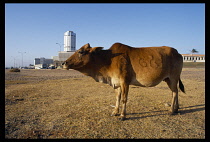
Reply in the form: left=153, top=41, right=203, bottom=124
left=109, top=43, right=183, bottom=87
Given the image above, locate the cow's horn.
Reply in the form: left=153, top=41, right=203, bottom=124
left=84, top=43, right=90, bottom=49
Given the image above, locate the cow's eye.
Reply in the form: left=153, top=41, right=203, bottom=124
left=78, top=50, right=88, bottom=56
left=62, top=61, right=67, bottom=65
left=78, top=51, right=84, bottom=54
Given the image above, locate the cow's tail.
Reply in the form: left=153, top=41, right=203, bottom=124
left=179, top=79, right=185, bottom=93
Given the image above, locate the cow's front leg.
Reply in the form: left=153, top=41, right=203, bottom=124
left=111, top=87, right=121, bottom=116
left=119, top=83, right=129, bottom=121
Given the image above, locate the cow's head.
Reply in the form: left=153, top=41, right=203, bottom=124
left=62, top=43, right=104, bottom=70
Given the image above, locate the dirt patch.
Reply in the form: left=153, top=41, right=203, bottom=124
left=5, top=68, right=205, bottom=139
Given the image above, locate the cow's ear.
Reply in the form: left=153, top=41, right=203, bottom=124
left=91, top=47, right=104, bottom=53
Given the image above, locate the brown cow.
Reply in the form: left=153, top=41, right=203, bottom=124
left=62, top=43, right=185, bottom=120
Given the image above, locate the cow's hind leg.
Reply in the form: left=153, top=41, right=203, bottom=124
left=119, top=83, right=129, bottom=121
left=171, top=90, right=179, bottom=114
left=165, top=78, right=179, bottom=114
left=111, top=87, right=121, bottom=116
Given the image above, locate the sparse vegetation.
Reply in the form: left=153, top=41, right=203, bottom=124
left=9, top=68, right=20, bottom=72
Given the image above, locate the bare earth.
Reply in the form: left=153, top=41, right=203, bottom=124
left=5, top=68, right=205, bottom=139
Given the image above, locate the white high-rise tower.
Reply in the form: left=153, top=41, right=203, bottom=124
left=64, top=31, right=76, bottom=51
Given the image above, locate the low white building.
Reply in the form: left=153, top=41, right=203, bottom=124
left=34, top=64, right=48, bottom=69
left=181, top=54, right=205, bottom=62
left=34, top=57, right=54, bottom=69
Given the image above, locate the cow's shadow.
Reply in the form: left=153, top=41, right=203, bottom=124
left=126, top=104, right=205, bottom=120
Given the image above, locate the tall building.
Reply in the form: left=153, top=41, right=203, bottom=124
left=51, top=31, right=77, bottom=68
left=64, top=31, right=76, bottom=51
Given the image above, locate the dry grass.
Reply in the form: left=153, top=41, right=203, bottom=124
left=183, top=62, right=205, bottom=68
left=5, top=68, right=205, bottom=139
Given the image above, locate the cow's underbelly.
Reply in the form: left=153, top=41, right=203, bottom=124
left=130, top=67, right=169, bottom=87
left=130, top=75, right=166, bottom=87
left=130, top=78, right=161, bottom=87
left=95, top=73, right=167, bottom=88
left=96, top=76, right=121, bottom=89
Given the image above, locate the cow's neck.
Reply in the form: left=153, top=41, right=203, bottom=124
left=77, top=51, right=112, bottom=84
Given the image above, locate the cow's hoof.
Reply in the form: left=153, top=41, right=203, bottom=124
left=174, top=109, right=179, bottom=113
left=170, top=111, right=179, bottom=115
left=111, top=114, right=117, bottom=116
left=119, top=117, right=126, bottom=121
left=111, top=111, right=119, bottom=116
left=170, top=112, right=176, bottom=115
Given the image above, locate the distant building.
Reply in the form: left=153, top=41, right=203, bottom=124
left=34, top=57, right=54, bottom=65
left=34, top=58, right=41, bottom=65
left=37, top=31, right=77, bottom=68
left=51, top=31, right=77, bottom=67
left=64, top=31, right=76, bottom=51
left=51, top=56, right=59, bottom=61
left=181, top=54, right=205, bottom=62
left=34, top=57, right=54, bottom=69
left=58, top=51, right=75, bottom=61
left=34, top=64, right=48, bottom=69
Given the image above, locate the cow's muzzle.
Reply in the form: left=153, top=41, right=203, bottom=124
left=62, top=61, right=66, bottom=66
left=62, top=61, right=68, bottom=70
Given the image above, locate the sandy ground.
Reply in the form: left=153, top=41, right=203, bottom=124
left=5, top=68, right=205, bottom=139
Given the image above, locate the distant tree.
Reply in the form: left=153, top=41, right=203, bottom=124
left=190, top=49, right=199, bottom=55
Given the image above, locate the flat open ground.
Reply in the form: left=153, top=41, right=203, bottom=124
left=5, top=67, right=205, bottom=139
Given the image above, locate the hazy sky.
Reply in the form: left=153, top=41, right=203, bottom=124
left=5, top=3, right=205, bottom=67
